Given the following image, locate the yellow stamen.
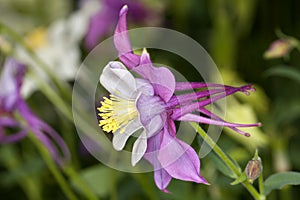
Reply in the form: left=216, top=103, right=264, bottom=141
left=97, top=94, right=138, bottom=133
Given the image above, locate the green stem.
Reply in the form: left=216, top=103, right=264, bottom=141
left=190, top=122, right=264, bottom=200
left=0, top=146, right=42, bottom=200
left=258, top=172, right=264, bottom=195
left=64, top=166, right=99, bottom=200
left=132, top=173, right=159, bottom=200
left=109, top=169, right=117, bottom=200
left=28, top=134, right=78, bottom=200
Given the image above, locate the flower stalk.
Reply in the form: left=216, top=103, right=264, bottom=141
left=27, top=133, right=78, bottom=200
left=190, top=122, right=265, bottom=200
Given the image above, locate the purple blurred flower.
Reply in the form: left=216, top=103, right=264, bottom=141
left=84, top=0, right=153, bottom=50
left=97, top=6, right=261, bottom=191
left=0, top=59, right=70, bottom=166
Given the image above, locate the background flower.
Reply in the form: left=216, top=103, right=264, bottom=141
left=0, top=58, right=70, bottom=166
left=13, top=0, right=99, bottom=97
left=84, top=0, right=161, bottom=50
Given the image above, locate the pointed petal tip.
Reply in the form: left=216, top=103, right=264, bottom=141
left=140, top=48, right=150, bottom=60
left=142, top=48, right=148, bottom=54
left=161, top=188, right=170, bottom=193
left=131, top=154, right=144, bottom=166
left=193, top=175, right=210, bottom=185
left=200, top=177, right=210, bottom=185
left=113, top=144, right=123, bottom=151
left=120, top=5, right=128, bottom=16
left=131, top=159, right=137, bottom=166
left=131, top=154, right=142, bottom=166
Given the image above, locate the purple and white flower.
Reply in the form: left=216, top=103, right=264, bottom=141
left=97, top=5, right=261, bottom=191
left=0, top=59, right=70, bottom=166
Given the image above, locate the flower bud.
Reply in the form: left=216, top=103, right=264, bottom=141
left=245, top=154, right=262, bottom=184
left=263, top=39, right=296, bottom=59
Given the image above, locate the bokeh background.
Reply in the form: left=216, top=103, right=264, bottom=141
left=1, top=0, right=300, bottom=199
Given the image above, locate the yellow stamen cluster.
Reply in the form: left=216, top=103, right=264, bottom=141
left=97, top=94, right=138, bottom=133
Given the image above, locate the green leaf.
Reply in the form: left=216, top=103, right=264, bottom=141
left=71, top=165, right=123, bottom=198
left=264, top=171, right=300, bottom=195
left=264, top=65, right=300, bottom=84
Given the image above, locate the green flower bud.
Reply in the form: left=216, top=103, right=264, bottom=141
left=245, top=151, right=262, bottom=184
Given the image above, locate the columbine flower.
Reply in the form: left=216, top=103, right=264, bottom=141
left=0, top=58, right=70, bottom=166
left=97, top=5, right=261, bottom=191
left=14, top=1, right=99, bottom=97
left=84, top=0, right=156, bottom=50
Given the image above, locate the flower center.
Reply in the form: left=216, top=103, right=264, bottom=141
left=97, top=94, right=138, bottom=133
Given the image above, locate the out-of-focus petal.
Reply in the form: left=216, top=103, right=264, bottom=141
left=85, top=6, right=113, bottom=49
left=0, top=59, right=25, bottom=110
left=17, top=101, right=70, bottom=166
left=0, top=116, right=27, bottom=144
left=0, top=130, right=27, bottom=144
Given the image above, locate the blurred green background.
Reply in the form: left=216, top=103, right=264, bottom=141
left=1, top=0, right=300, bottom=199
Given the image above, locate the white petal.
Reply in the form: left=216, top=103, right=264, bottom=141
left=112, top=118, right=142, bottom=151
left=145, top=115, right=164, bottom=138
left=131, top=130, right=147, bottom=166
left=100, top=61, right=138, bottom=99
left=135, top=78, right=154, bottom=96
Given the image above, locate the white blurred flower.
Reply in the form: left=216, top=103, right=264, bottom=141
left=14, top=0, right=100, bottom=97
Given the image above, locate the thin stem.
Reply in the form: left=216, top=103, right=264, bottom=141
left=34, top=73, right=73, bottom=121
left=109, top=169, right=117, bottom=200
left=28, top=133, right=78, bottom=200
left=132, top=173, right=159, bottom=200
left=190, top=122, right=264, bottom=200
left=64, top=166, right=99, bottom=200
left=0, top=146, right=42, bottom=200
left=259, top=172, right=264, bottom=195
